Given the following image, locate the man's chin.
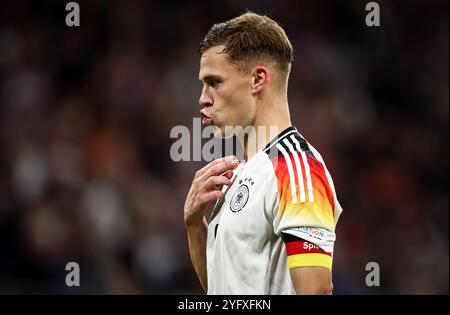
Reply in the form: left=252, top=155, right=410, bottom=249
left=213, top=125, right=236, bottom=139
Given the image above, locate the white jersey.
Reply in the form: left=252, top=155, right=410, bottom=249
left=206, top=127, right=343, bottom=295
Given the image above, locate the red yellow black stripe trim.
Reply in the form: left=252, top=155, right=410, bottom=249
left=287, top=253, right=332, bottom=270
left=285, top=240, right=332, bottom=256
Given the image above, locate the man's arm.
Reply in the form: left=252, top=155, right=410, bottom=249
left=184, top=156, right=240, bottom=293
left=186, top=217, right=208, bottom=292
left=289, top=266, right=333, bottom=295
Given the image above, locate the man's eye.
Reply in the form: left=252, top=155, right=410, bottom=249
left=209, top=80, right=220, bottom=88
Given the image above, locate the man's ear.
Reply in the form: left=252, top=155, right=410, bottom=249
left=251, top=67, right=270, bottom=94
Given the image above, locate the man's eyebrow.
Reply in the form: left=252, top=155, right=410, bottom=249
left=199, top=74, right=223, bottom=82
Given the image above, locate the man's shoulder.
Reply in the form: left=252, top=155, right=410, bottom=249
left=260, top=127, right=335, bottom=206
left=263, top=127, right=317, bottom=169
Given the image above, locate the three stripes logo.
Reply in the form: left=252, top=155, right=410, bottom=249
left=263, top=127, right=339, bottom=211
left=264, top=129, right=319, bottom=205
left=276, top=135, right=315, bottom=204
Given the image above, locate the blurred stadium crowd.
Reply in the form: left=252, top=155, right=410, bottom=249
left=0, top=0, right=448, bottom=294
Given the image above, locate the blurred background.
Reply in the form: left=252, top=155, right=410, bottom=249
left=0, top=0, right=448, bottom=294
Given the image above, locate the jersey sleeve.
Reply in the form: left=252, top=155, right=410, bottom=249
left=270, top=151, right=338, bottom=270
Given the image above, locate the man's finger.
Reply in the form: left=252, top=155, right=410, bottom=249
left=222, top=170, right=234, bottom=179
left=199, top=190, right=224, bottom=204
left=200, top=158, right=239, bottom=181
left=195, top=155, right=237, bottom=178
left=202, top=175, right=233, bottom=192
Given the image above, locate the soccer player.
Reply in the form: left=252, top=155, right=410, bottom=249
left=184, top=12, right=343, bottom=295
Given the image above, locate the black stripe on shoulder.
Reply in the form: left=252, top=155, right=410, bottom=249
left=263, top=127, right=296, bottom=151
left=263, top=126, right=296, bottom=159
left=265, top=139, right=287, bottom=159
left=263, top=127, right=314, bottom=159
left=281, top=232, right=305, bottom=243
left=289, top=133, right=314, bottom=156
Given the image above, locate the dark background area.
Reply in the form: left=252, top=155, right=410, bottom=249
left=0, top=0, right=448, bottom=294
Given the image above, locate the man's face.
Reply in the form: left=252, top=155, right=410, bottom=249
left=198, top=45, right=256, bottom=138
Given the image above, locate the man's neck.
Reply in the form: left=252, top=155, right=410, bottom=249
left=243, top=97, right=292, bottom=161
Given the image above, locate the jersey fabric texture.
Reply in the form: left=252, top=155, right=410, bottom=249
left=206, top=126, right=343, bottom=295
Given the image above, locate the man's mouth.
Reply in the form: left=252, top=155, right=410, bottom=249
left=201, top=113, right=213, bottom=126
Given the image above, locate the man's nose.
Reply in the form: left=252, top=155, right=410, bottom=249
left=199, top=86, right=213, bottom=107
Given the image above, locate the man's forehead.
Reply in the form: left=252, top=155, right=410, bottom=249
left=200, top=48, right=227, bottom=67
left=201, top=45, right=227, bottom=59
left=199, top=46, right=232, bottom=79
